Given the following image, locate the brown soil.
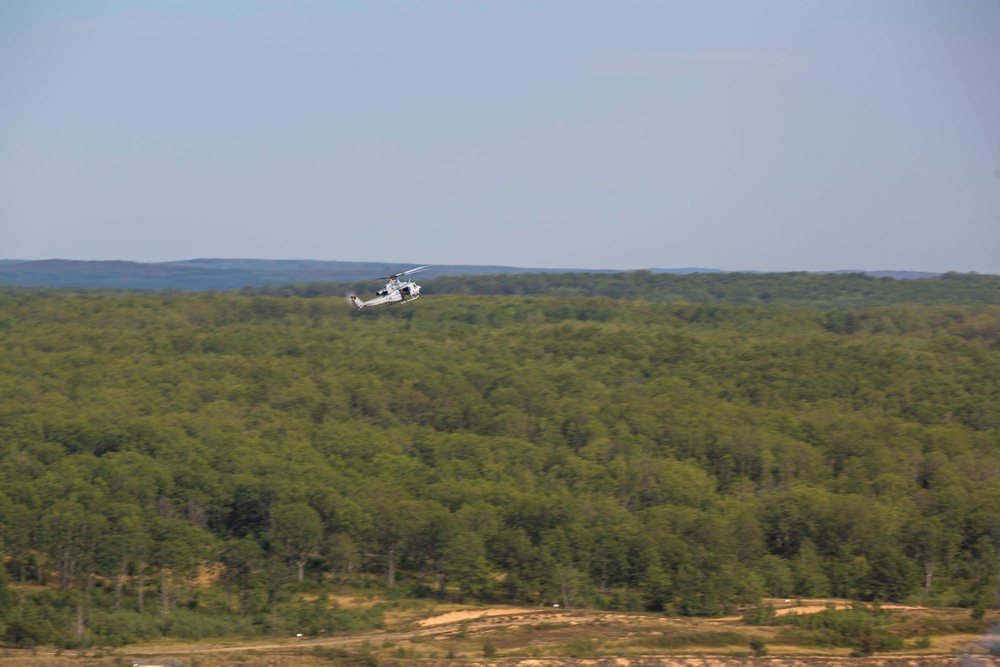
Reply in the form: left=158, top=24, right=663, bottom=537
left=416, top=607, right=548, bottom=626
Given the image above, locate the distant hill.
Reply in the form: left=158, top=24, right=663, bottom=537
left=0, top=258, right=963, bottom=292
left=834, top=269, right=941, bottom=280
left=0, top=258, right=718, bottom=291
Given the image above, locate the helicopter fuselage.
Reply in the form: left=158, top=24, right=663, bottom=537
left=350, top=279, right=421, bottom=309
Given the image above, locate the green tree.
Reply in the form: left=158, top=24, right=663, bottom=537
left=323, top=533, right=360, bottom=582
left=150, top=518, right=214, bottom=617
left=640, top=559, right=672, bottom=612
left=364, top=496, right=431, bottom=589
left=94, top=503, right=148, bottom=613
left=220, top=537, right=264, bottom=615
left=269, top=502, right=323, bottom=583
left=793, top=539, right=831, bottom=597
left=42, top=500, right=106, bottom=591
left=442, top=532, right=489, bottom=599
left=862, top=549, right=918, bottom=602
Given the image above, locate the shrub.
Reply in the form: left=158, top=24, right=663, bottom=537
left=567, top=639, right=599, bottom=657
left=261, top=599, right=384, bottom=636
left=742, top=602, right=777, bottom=625
left=775, top=604, right=903, bottom=653
left=165, top=609, right=257, bottom=639
left=638, top=631, right=751, bottom=648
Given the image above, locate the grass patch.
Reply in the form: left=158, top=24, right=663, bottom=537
left=634, top=630, right=753, bottom=649
left=893, top=614, right=995, bottom=638
left=530, top=621, right=572, bottom=631
left=565, top=638, right=600, bottom=657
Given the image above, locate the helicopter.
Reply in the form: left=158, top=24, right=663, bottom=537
left=349, top=266, right=429, bottom=309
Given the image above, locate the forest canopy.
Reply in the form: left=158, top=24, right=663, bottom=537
left=0, top=289, right=998, bottom=647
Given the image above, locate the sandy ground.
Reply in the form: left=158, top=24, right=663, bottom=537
left=416, top=607, right=548, bottom=627
left=766, top=599, right=933, bottom=617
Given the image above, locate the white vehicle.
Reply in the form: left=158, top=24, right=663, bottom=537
left=349, top=266, right=428, bottom=309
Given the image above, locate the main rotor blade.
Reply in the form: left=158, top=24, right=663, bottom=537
left=362, top=266, right=431, bottom=282
left=396, top=265, right=429, bottom=277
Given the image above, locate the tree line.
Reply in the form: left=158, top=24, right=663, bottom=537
left=238, top=270, right=1000, bottom=310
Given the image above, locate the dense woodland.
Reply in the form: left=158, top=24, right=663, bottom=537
left=0, top=284, right=999, bottom=648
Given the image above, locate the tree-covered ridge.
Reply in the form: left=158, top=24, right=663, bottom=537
left=0, top=292, right=998, bottom=647
left=239, top=270, right=1000, bottom=310
left=0, top=258, right=595, bottom=291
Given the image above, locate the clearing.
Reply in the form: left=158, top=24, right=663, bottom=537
left=1, top=598, right=997, bottom=667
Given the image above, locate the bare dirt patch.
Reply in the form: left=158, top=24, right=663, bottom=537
left=417, top=607, right=548, bottom=627
left=766, top=598, right=937, bottom=617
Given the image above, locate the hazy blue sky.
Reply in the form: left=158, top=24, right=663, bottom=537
left=2, top=1, right=998, bottom=272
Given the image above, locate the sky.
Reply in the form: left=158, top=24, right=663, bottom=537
left=2, top=1, right=999, bottom=273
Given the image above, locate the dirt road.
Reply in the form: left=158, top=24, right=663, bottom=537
left=3, top=602, right=996, bottom=667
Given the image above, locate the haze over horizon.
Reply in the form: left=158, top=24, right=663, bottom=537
left=2, top=1, right=999, bottom=274
left=0, top=257, right=975, bottom=277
